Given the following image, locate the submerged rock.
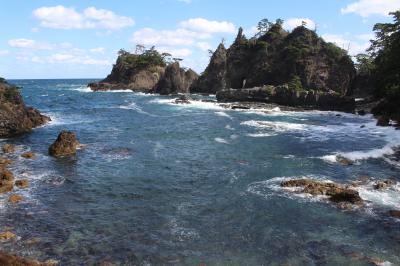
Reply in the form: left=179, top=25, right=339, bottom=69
left=0, top=251, right=43, bottom=266
left=21, top=151, right=36, bottom=159
left=0, top=157, right=12, bottom=167
left=281, top=179, right=363, bottom=205
left=15, top=179, right=29, bottom=188
left=0, top=169, right=14, bottom=194
left=2, top=143, right=15, bottom=153
left=8, top=194, right=23, bottom=204
left=174, top=94, right=192, bottom=104
left=374, top=179, right=397, bottom=190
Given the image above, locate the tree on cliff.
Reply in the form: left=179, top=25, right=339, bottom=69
left=369, top=10, right=400, bottom=100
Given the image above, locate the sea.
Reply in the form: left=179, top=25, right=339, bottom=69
left=0, top=79, right=399, bottom=265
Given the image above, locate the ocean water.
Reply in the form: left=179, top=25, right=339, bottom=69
left=0, top=79, right=399, bottom=265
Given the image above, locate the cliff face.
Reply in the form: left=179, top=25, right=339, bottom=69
left=0, top=79, right=50, bottom=137
left=89, top=49, right=198, bottom=94
left=192, top=25, right=356, bottom=96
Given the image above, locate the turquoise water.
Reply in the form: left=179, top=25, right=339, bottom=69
left=0, top=79, right=399, bottom=265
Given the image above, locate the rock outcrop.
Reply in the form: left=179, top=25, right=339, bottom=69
left=154, top=62, right=199, bottom=95
left=88, top=48, right=198, bottom=94
left=281, top=179, right=363, bottom=205
left=216, top=85, right=355, bottom=112
left=192, top=24, right=355, bottom=97
left=49, top=131, right=79, bottom=157
left=0, top=251, right=43, bottom=266
left=0, top=78, right=50, bottom=137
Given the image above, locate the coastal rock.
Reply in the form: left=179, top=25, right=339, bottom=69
left=155, top=62, right=198, bottom=95
left=195, top=25, right=355, bottom=96
left=8, top=194, right=23, bottom=204
left=21, top=151, right=36, bottom=159
left=190, top=43, right=227, bottom=94
left=0, top=157, right=12, bottom=167
left=0, top=251, right=43, bottom=266
left=0, top=169, right=14, bottom=193
left=88, top=48, right=198, bottom=94
left=15, top=179, right=29, bottom=188
left=374, top=179, right=396, bottom=190
left=174, top=94, right=192, bottom=104
left=338, top=158, right=353, bottom=166
left=0, top=79, right=50, bottom=137
left=49, top=131, right=79, bottom=157
left=376, top=115, right=390, bottom=126
left=2, top=143, right=15, bottom=153
left=216, top=85, right=356, bottom=112
left=281, top=179, right=363, bottom=205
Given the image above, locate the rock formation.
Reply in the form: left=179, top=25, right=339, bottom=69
left=0, top=251, right=43, bottom=266
left=192, top=24, right=356, bottom=104
left=48, top=131, right=80, bottom=157
left=88, top=48, right=198, bottom=94
left=0, top=78, right=50, bottom=138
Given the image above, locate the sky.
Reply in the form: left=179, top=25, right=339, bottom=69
left=0, top=0, right=399, bottom=79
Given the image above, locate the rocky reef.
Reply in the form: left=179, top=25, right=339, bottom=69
left=216, top=85, right=355, bottom=112
left=88, top=48, right=198, bottom=94
left=48, top=131, right=80, bottom=157
left=0, top=78, right=50, bottom=137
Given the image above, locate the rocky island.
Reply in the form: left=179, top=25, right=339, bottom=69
left=0, top=78, right=50, bottom=137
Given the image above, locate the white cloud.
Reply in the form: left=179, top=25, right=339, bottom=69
left=90, top=47, right=106, bottom=54
left=0, top=50, right=9, bottom=56
left=158, top=47, right=192, bottom=57
left=283, top=18, right=316, bottom=31
left=47, top=53, right=110, bottom=65
left=322, top=34, right=370, bottom=55
left=341, top=0, right=400, bottom=17
left=8, top=39, right=36, bottom=49
left=196, top=42, right=211, bottom=51
left=131, top=28, right=210, bottom=46
left=33, top=5, right=134, bottom=30
left=179, top=18, right=236, bottom=33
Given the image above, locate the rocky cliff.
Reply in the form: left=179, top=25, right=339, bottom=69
left=0, top=78, right=50, bottom=137
left=88, top=48, right=198, bottom=94
left=191, top=24, right=356, bottom=96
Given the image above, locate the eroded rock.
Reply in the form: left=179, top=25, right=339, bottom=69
left=15, top=179, right=29, bottom=188
left=2, top=144, right=15, bottom=153
left=21, top=151, right=36, bottom=159
left=0, top=251, right=43, bottom=266
left=8, top=194, right=23, bottom=204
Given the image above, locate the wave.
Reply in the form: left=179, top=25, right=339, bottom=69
left=241, top=120, right=306, bottom=132
left=215, top=111, right=233, bottom=119
left=149, top=98, right=225, bottom=110
left=71, top=86, right=92, bottom=93
left=119, top=102, right=158, bottom=117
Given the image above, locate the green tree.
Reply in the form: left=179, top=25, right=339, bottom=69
left=256, top=18, right=273, bottom=37
left=369, top=11, right=400, bottom=99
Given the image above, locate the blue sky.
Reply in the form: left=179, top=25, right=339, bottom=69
left=0, top=0, right=399, bottom=79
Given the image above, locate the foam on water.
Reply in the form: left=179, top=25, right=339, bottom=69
left=150, top=98, right=225, bottom=110
left=215, top=111, right=232, bottom=119
left=71, top=86, right=92, bottom=93
left=241, top=120, right=306, bottom=132
left=119, top=101, right=157, bottom=117
left=214, top=137, right=229, bottom=144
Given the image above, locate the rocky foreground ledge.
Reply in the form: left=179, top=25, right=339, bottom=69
left=0, top=78, right=50, bottom=137
left=216, top=85, right=356, bottom=112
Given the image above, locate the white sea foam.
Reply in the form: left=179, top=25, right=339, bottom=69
left=44, top=112, right=92, bottom=126
left=214, top=137, right=229, bottom=144
left=71, top=86, right=92, bottom=93
left=241, top=120, right=306, bottom=132
left=246, top=132, right=277, bottom=137
left=150, top=98, right=224, bottom=110
left=215, top=111, right=232, bottom=119
left=119, top=101, right=157, bottom=117
left=225, top=124, right=235, bottom=130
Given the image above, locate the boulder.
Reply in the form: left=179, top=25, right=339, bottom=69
left=174, top=94, right=192, bottom=104
left=376, top=116, right=390, bottom=126
left=15, top=179, right=29, bottom=188
left=329, top=189, right=363, bottom=204
left=0, top=169, right=14, bottom=194
left=374, top=179, right=396, bottom=190
left=0, top=231, right=16, bottom=241
left=8, top=194, right=23, bottom=204
left=0, top=157, right=12, bottom=167
left=48, top=131, right=79, bottom=157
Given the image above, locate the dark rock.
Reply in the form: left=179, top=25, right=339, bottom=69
left=174, top=94, right=191, bottom=104
left=388, top=210, right=400, bottom=218
left=329, top=189, right=363, bottom=204
left=374, top=179, right=396, bottom=190
left=0, top=79, right=50, bottom=137
left=216, top=86, right=356, bottom=112
left=49, top=131, right=79, bottom=157
left=357, top=110, right=366, bottom=116
left=338, top=158, right=353, bottom=166
left=190, top=43, right=227, bottom=94
left=15, top=179, right=29, bottom=188
left=376, top=116, right=390, bottom=126
left=21, top=151, right=36, bottom=159
left=360, top=125, right=365, bottom=128
left=155, top=62, right=198, bottom=95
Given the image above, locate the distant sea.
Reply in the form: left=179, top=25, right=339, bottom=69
left=1, top=79, right=399, bottom=265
